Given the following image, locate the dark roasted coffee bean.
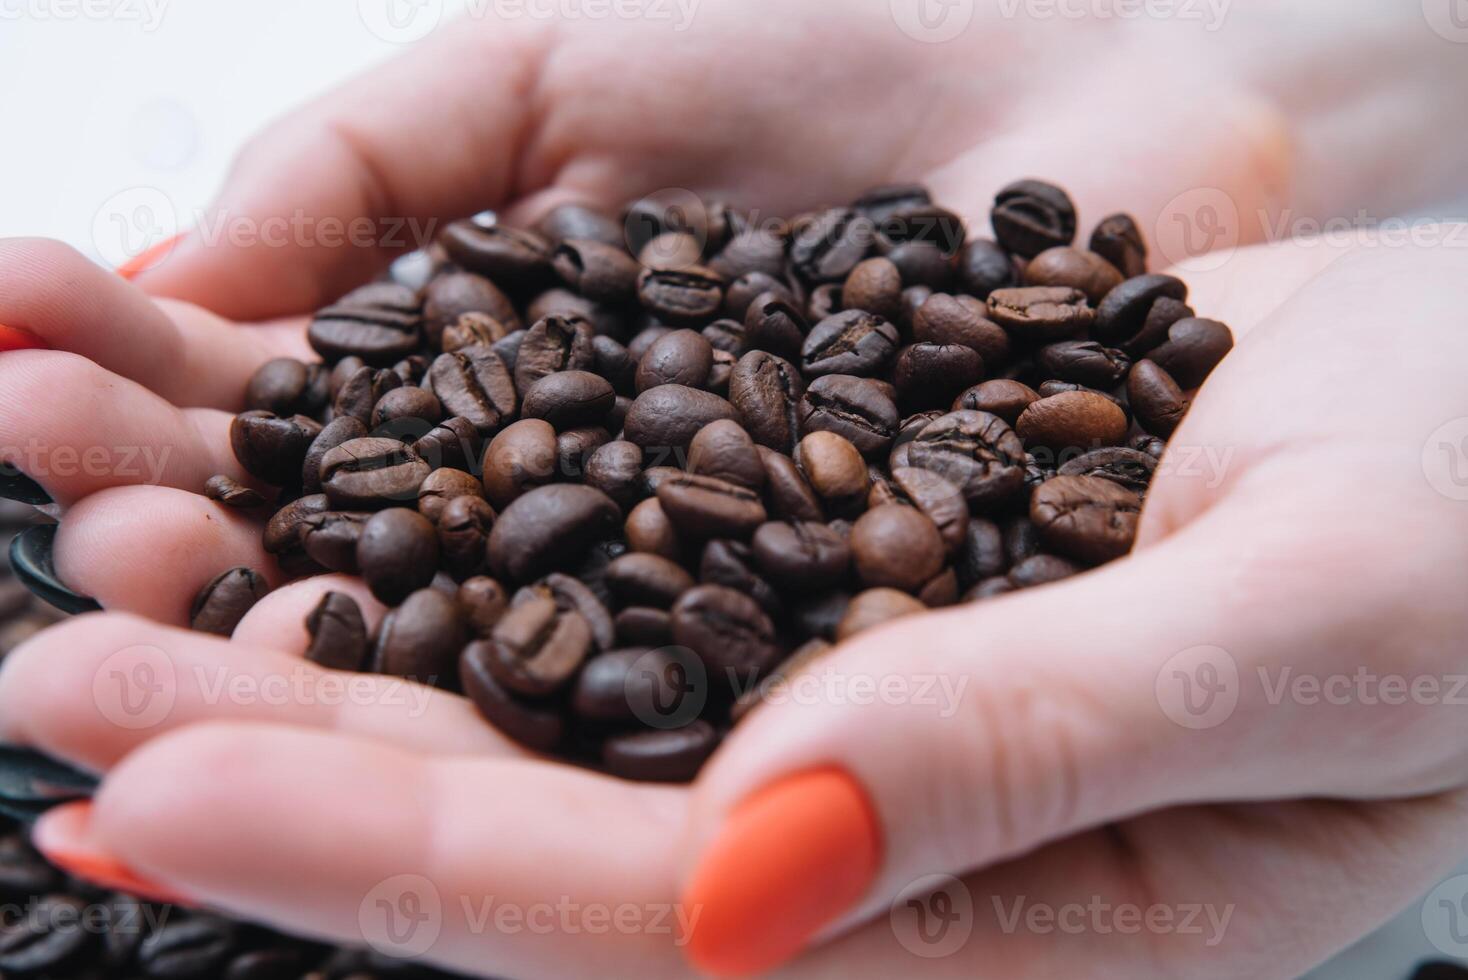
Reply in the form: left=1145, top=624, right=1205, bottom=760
left=302, top=416, right=367, bottom=492
left=986, top=286, right=1094, bottom=341
left=1127, top=360, right=1190, bottom=436
left=758, top=446, right=824, bottom=522
left=801, top=310, right=899, bottom=378
left=514, top=572, right=616, bottom=652
left=795, top=431, right=869, bottom=507
left=623, top=384, right=737, bottom=453
left=1024, top=246, right=1124, bottom=304
left=0, top=895, right=90, bottom=974
left=245, top=358, right=329, bottom=416
left=806, top=282, right=844, bottom=322
left=836, top=587, right=925, bottom=640
left=957, top=237, right=1018, bottom=299
left=437, top=494, right=496, bottom=580
left=358, top=508, right=439, bottom=604
left=1094, top=273, right=1190, bottom=351
left=514, top=315, right=596, bottom=394
left=625, top=498, right=683, bottom=561
left=537, top=202, right=623, bottom=247
left=841, top=257, right=903, bottom=321
left=687, top=419, right=765, bottom=491
left=230, top=411, right=321, bottom=486
left=482, top=419, right=558, bottom=508
left=637, top=266, right=725, bottom=326
left=589, top=336, right=637, bottom=396
left=308, top=282, right=422, bottom=365
left=320, top=437, right=431, bottom=508
left=893, top=343, right=985, bottom=409
left=885, top=467, right=969, bottom=553
left=742, top=292, right=807, bottom=362
left=0, top=835, right=62, bottom=897
left=332, top=365, right=402, bottom=426
left=614, top=607, right=673, bottom=646
left=392, top=353, right=430, bottom=386
left=728, top=351, right=805, bottom=453
left=913, top=293, right=1010, bottom=365
left=263, top=493, right=330, bottom=555
left=875, top=202, right=965, bottom=253
left=298, top=510, right=370, bottom=573
left=657, top=473, right=767, bottom=539
left=488, top=484, right=621, bottom=583
left=703, top=318, right=747, bottom=356
left=428, top=346, right=517, bottom=434
left=907, top=410, right=1025, bottom=509
left=854, top=183, right=932, bottom=224
left=1030, top=475, right=1142, bottom=564
left=556, top=425, right=611, bottom=480
left=991, top=179, right=1076, bottom=258
left=423, top=271, right=520, bottom=347
left=518, top=370, right=615, bottom=431
left=671, top=584, right=780, bottom=681
left=1004, top=515, right=1042, bottom=565
left=440, top=219, right=553, bottom=285
left=458, top=576, right=510, bottom=638
left=1090, top=213, right=1148, bottom=278
left=1058, top=447, right=1158, bottom=496
left=750, top=521, right=850, bottom=591
left=1015, top=390, right=1129, bottom=452
left=724, top=272, right=794, bottom=322
left=604, top=721, right=718, bottom=783
left=462, top=645, right=564, bottom=750
left=952, top=379, right=1039, bottom=426
left=710, top=227, right=788, bottom=281
left=1008, top=553, right=1084, bottom=589
left=1147, top=317, right=1234, bottom=388
left=373, top=587, right=463, bottom=686
left=304, top=591, right=369, bottom=671
left=956, top=517, right=1007, bottom=586
left=416, top=467, right=484, bottom=524
left=790, top=208, right=874, bottom=283
left=553, top=239, right=641, bottom=305
left=479, top=596, right=590, bottom=697
left=850, top=504, right=944, bottom=592
left=1037, top=340, right=1132, bottom=388
left=583, top=439, right=644, bottom=511
left=204, top=474, right=266, bottom=509
left=412, top=415, right=482, bottom=472
left=799, top=374, right=899, bottom=457
left=572, top=647, right=690, bottom=725
left=886, top=237, right=956, bottom=289
left=371, top=386, right=443, bottom=431
left=635, top=329, right=714, bottom=392
left=627, top=325, right=672, bottom=362
left=137, top=914, right=239, bottom=980
left=604, top=553, right=694, bottom=608
left=328, top=354, right=366, bottom=396
left=528, top=289, right=624, bottom=342
left=441, top=311, right=512, bottom=353
left=1133, top=433, right=1168, bottom=459
left=190, top=567, right=268, bottom=636
left=700, top=539, right=781, bottom=617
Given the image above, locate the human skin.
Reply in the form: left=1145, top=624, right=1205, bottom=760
left=2, top=2, right=1468, bottom=977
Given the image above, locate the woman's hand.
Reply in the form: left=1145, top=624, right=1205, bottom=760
left=4, top=234, right=1467, bottom=980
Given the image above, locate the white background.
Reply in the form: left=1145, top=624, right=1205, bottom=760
left=0, top=2, right=1462, bottom=977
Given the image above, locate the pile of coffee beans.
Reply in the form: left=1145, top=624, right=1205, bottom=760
left=201, top=180, right=1233, bottom=783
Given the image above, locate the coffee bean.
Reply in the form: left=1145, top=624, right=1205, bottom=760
left=441, top=219, right=553, bottom=285
left=308, top=283, right=422, bottom=365
left=710, top=227, right=788, bottom=281
left=795, top=431, right=869, bottom=506
left=1030, top=474, right=1141, bottom=564
left=572, top=647, right=687, bottom=724
left=1147, top=317, right=1233, bottom=388
left=519, top=370, right=615, bottom=431
left=991, top=179, right=1076, bottom=258
left=986, top=286, right=1094, bottom=341
left=458, top=576, right=509, bottom=638
left=1024, top=246, right=1124, bottom=304
left=742, top=292, right=807, bottom=362
left=479, top=419, right=556, bottom=509
left=461, top=646, right=564, bottom=751
left=1090, top=213, right=1148, bottom=278
left=1094, top=274, right=1190, bottom=351
left=955, top=517, right=1007, bottom=587
left=1015, top=390, right=1129, bottom=452
left=952, top=379, right=1039, bottom=425
left=1037, top=340, right=1132, bottom=388
left=907, top=410, right=1026, bottom=509
left=442, top=311, right=512, bottom=354
left=358, top=508, right=439, bottom=604
left=321, top=438, right=431, bottom=509
left=416, top=467, right=484, bottom=524
left=412, top=415, right=482, bottom=473
left=1127, top=360, right=1189, bottom=436
left=298, top=511, right=370, bottom=572
left=437, top=494, right=496, bottom=580
left=966, top=576, right=1017, bottom=601
left=423, top=271, right=520, bottom=347
left=224, top=946, right=310, bottom=980
left=245, top=358, right=329, bottom=417
left=393, top=353, right=430, bottom=386
left=638, top=267, right=725, bottom=326
left=372, top=587, right=463, bottom=686
left=332, top=365, right=402, bottom=426
left=801, top=310, right=899, bottom=377
left=635, top=329, right=714, bottom=392
left=625, top=497, right=682, bottom=560
left=302, top=416, right=368, bottom=492
left=657, top=472, right=767, bottom=539
left=262, top=494, right=330, bottom=559
left=850, top=504, right=944, bottom=592
left=750, top=521, right=850, bottom=591
left=842, top=257, right=903, bottom=321
left=369, top=387, right=441, bottom=432
left=477, top=596, right=590, bottom=697
left=537, top=203, right=623, bottom=247
left=514, top=315, right=597, bottom=394
left=1058, top=447, right=1157, bottom=497
left=912, top=293, right=1010, bottom=365
left=603, top=721, right=718, bottom=783
left=758, top=446, right=824, bottom=522
left=615, top=607, right=673, bottom=646
left=0, top=835, right=61, bottom=898
left=957, top=237, right=1018, bottom=298
left=836, top=587, right=925, bottom=640
left=1008, top=553, right=1083, bottom=589
left=231, top=411, right=322, bottom=486
left=553, top=239, right=641, bottom=305
left=190, top=567, right=268, bottom=636
left=623, top=385, right=737, bottom=453
left=304, top=591, right=369, bottom=672
left=487, top=484, right=620, bottom=583
left=428, top=346, right=517, bottom=434
left=799, top=374, right=899, bottom=457
left=0, top=894, right=90, bottom=974
left=581, top=439, right=644, bottom=511
left=639, top=230, right=706, bottom=271
left=204, top=474, right=266, bottom=509
left=137, top=915, right=239, bottom=980
left=513, top=573, right=616, bottom=653
left=686, top=419, right=765, bottom=491
left=884, top=467, right=969, bottom=553
left=894, top=342, right=985, bottom=409
left=728, top=351, right=805, bottom=453
left=671, top=584, right=780, bottom=682
left=601, top=553, right=692, bottom=609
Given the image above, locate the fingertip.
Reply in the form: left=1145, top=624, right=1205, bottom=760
left=34, top=801, right=195, bottom=906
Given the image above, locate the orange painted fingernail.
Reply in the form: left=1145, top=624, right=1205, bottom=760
left=681, top=769, right=881, bottom=977
left=0, top=324, right=47, bottom=352
left=33, top=802, right=194, bottom=906
left=115, top=232, right=186, bottom=281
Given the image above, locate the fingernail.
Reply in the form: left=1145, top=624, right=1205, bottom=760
left=0, top=324, right=47, bottom=353
left=681, top=768, right=882, bottom=977
left=115, top=232, right=186, bottom=281
left=9, top=525, right=101, bottom=615
left=34, top=802, right=193, bottom=906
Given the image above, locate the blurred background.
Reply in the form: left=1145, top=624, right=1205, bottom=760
left=0, top=1, right=1464, bottom=977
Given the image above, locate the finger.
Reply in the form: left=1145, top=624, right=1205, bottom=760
left=0, top=614, right=517, bottom=774
left=231, top=574, right=387, bottom=653
left=35, top=723, right=690, bottom=979
left=0, top=238, right=305, bottom=408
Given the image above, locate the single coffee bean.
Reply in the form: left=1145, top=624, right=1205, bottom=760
left=1058, top=447, right=1158, bottom=497
left=603, top=553, right=694, bottom=609
left=0, top=835, right=62, bottom=897
left=1015, top=391, right=1129, bottom=452
left=952, top=379, right=1039, bottom=426
left=801, top=310, right=899, bottom=378
left=853, top=182, right=933, bottom=223
left=616, top=606, right=673, bottom=646
left=481, top=419, right=558, bottom=509
left=393, top=353, right=430, bottom=386
left=438, top=494, right=496, bottom=580
left=790, top=208, right=874, bottom=283
left=1037, top=340, right=1132, bottom=388
left=513, top=572, right=617, bottom=651
left=320, top=437, right=431, bottom=509
left=724, top=272, right=793, bottom=322
left=912, top=293, right=1010, bottom=365
left=728, top=350, right=806, bottom=453
left=583, top=439, right=645, bottom=511
left=750, top=521, right=850, bottom=592
left=638, top=266, right=725, bottom=326
left=461, top=645, right=565, bottom=751
left=885, top=466, right=969, bottom=553
left=956, top=517, right=1007, bottom=587
left=553, top=239, right=641, bottom=305
left=742, top=291, right=807, bottom=362
left=302, top=416, right=368, bottom=493
left=514, top=315, right=597, bottom=393
left=907, top=410, right=1026, bottom=509
left=487, top=484, right=621, bottom=583
left=798, top=374, right=899, bottom=458
left=521, top=370, right=615, bottom=430
left=635, top=329, right=714, bottom=392
left=656, top=473, right=768, bottom=540
left=441, top=311, right=513, bottom=353
left=625, top=497, right=683, bottom=561
left=849, top=504, right=945, bottom=592
left=918, top=566, right=959, bottom=606
left=298, top=510, right=370, bottom=573
left=458, top=576, right=510, bottom=637
left=332, top=365, right=402, bottom=426
left=428, top=346, right=517, bottom=434
left=1090, top=213, right=1148, bottom=278
left=1146, top=317, right=1234, bottom=388
left=1030, top=474, right=1142, bottom=564
left=1008, top=553, right=1083, bottom=589
left=842, top=257, right=903, bottom=321
left=0, top=894, right=90, bottom=974
left=423, top=271, right=520, bottom=347
left=137, top=915, right=240, bottom=980
left=357, top=508, right=439, bottom=604
left=703, top=318, right=747, bottom=356
left=991, top=179, right=1076, bottom=258
left=623, top=385, right=738, bottom=453
left=756, top=446, right=823, bottom=522
left=371, top=386, right=443, bottom=431
left=957, top=237, right=1018, bottom=298
left=263, top=494, right=330, bottom=555
left=412, top=415, right=482, bottom=473
left=603, top=721, right=719, bottom=783
left=893, top=342, right=985, bottom=409
left=1035, top=380, right=1129, bottom=425
left=1024, top=246, right=1123, bottom=304
left=836, top=587, right=925, bottom=640
left=698, top=538, right=780, bottom=616
left=230, top=411, right=322, bottom=486
left=304, top=591, right=369, bottom=672
left=307, top=282, right=422, bottom=365
left=373, top=586, right=463, bottom=686
left=710, top=227, right=788, bottom=281
left=244, top=358, right=329, bottom=417
left=1126, top=360, right=1189, bottom=436
left=572, top=647, right=688, bottom=724
left=440, top=219, right=554, bottom=284
left=204, top=474, right=266, bottom=509
left=795, top=431, right=869, bottom=506
left=986, top=286, right=1094, bottom=341
left=537, top=202, right=623, bottom=247
left=686, top=419, right=765, bottom=491
left=417, top=467, right=484, bottom=524
left=671, top=584, right=780, bottom=681
left=481, top=596, right=591, bottom=697
left=1094, top=273, right=1190, bottom=351
left=190, top=567, right=268, bottom=636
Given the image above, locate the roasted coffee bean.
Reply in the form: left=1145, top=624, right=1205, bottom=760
left=657, top=473, right=767, bottom=539
left=478, top=596, right=591, bottom=697
left=513, top=572, right=616, bottom=653
left=553, top=239, right=641, bottom=305
left=703, top=318, right=747, bottom=356
left=885, top=467, right=969, bottom=552
left=836, top=588, right=925, bottom=640
left=428, top=346, right=517, bottom=434
left=907, top=410, right=1026, bottom=509
left=750, top=521, right=850, bottom=591
left=625, top=497, right=683, bottom=560
left=557, top=426, right=611, bottom=480
left=1127, top=360, right=1190, bottom=436
left=1147, top=317, right=1234, bottom=388
left=320, top=437, right=431, bottom=508
left=604, top=553, right=695, bottom=608
left=299, top=510, right=370, bottom=572
left=244, top=358, right=329, bottom=416
left=373, top=587, right=463, bottom=686
left=1030, top=475, right=1142, bottom=564
left=956, top=517, right=1007, bottom=586
left=729, top=350, right=805, bottom=452
left=700, top=539, right=781, bottom=617
left=593, top=334, right=638, bottom=393
left=757, top=446, right=824, bottom=522
left=494, top=328, right=529, bottom=370
left=853, top=182, right=932, bottom=224
left=371, top=386, right=443, bottom=431
left=876, top=201, right=965, bottom=253
left=583, top=439, right=645, bottom=511
left=894, top=342, right=985, bottom=408
left=913, top=293, right=1010, bottom=365
left=514, top=315, right=596, bottom=393
left=1037, top=340, right=1132, bottom=388
left=437, top=494, right=496, bottom=579
left=412, top=415, right=482, bottom=472
left=1024, top=246, right=1124, bottom=304
left=0, top=895, right=90, bottom=974
left=710, top=227, right=788, bottom=281
left=487, top=484, right=621, bottom=583
left=332, top=365, right=402, bottom=426
left=724, top=272, right=794, bottom=322
left=638, top=266, right=725, bottom=326
left=1015, top=390, right=1129, bottom=452
left=801, top=310, right=899, bottom=378
left=1008, top=553, right=1084, bottom=589
left=604, top=721, right=719, bottom=783
left=423, top=271, right=520, bottom=347
left=204, top=474, right=266, bottom=509
left=458, top=576, right=510, bottom=637
left=671, top=584, right=780, bottom=681
left=0, top=835, right=61, bottom=897
left=635, top=329, right=714, bottom=392
left=190, top=567, right=268, bottom=636
left=799, top=374, right=899, bottom=457
left=231, top=411, right=322, bottom=486
left=441, top=311, right=512, bottom=352
left=623, top=384, right=737, bottom=453
left=328, top=354, right=366, bottom=395
left=616, top=607, right=673, bottom=646
left=481, top=419, right=558, bottom=508
left=806, top=282, right=844, bottom=322
left=263, top=493, right=330, bottom=556
left=307, top=282, right=422, bottom=365
left=789, top=207, right=874, bottom=283
left=1133, top=433, right=1168, bottom=459
left=520, top=370, right=615, bottom=430
left=537, top=202, right=623, bottom=247
left=850, top=504, right=944, bottom=592
left=991, top=179, right=1076, bottom=257
left=742, top=292, right=807, bottom=362
left=417, top=467, right=484, bottom=524
left=1058, top=447, right=1157, bottom=497
left=358, top=508, right=439, bottom=604
left=986, top=286, right=1094, bottom=341
left=1094, top=273, right=1190, bottom=351
left=441, top=219, right=554, bottom=285
left=462, top=646, right=564, bottom=750
left=952, top=379, right=1039, bottom=425
left=1004, top=515, right=1042, bottom=565
left=842, top=257, right=903, bottom=321
left=686, top=419, right=765, bottom=491
left=1090, top=213, right=1148, bottom=278
left=795, top=431, right=869, bottom=506
left=137, top=915, right=239, bottom=980
left=304, top=591, right=369, bottom=671
left=957, top=238, right=1018, bottom=299
left=393, top=353, right=430, bottom=386
left=302, top=416, right=368, bottom=492
left=572, top=647, right=687, bottom=724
